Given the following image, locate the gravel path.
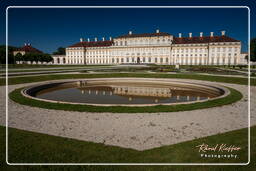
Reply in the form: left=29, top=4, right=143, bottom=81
left=0, top=78, right=255, bottom=151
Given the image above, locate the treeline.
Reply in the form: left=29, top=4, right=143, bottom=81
left=0, top=45, right=17, bottom=64
left=15, top=53, right=53, bottom=64
left=0, top=45, right=53, bottom=64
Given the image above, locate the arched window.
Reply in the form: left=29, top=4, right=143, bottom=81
left=57, top=58, right=60, bottom=64
left=63, top=58, right=66, bottom=64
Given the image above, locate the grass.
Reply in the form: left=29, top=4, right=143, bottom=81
left=9, top=86, right=242, bottom=113
left=0, top=68, right=93, bottom=73
left=1, top=68, right=253, bottom=169
left=0, top=64, right=113, bottom=69
left=0, top=65, right=116, bottom=73
left=1, top=73, right=255, bottom=86
left=0, top=125, right=253, bottom=170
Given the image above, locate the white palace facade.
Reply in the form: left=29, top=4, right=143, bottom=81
left=53, top=29, right=244, bottom=65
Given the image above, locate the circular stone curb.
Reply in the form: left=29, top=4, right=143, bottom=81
left=21, top=78, right=230, bottom=107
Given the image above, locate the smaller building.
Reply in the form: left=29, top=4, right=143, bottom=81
left=52, top=55, right=66, bottom=64
left=13, top=43, right=42, bottom=56
left=13, top=43, right=49, bottom=64
left=240, top=52, right=248, bottom=65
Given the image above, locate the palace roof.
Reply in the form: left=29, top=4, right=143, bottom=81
left=17, top=45, right=43, bottom=53
left=68, top=40, right=113, bottom=48
left=173, top=35, right=240, bottom=44
left=116, top=32, right=171, bottom=39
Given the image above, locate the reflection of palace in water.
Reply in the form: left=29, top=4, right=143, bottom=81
left=80, top=85, right=172, bottom=98
left=112, top=86, right=171, bottom=97
left=77, top=81, right=215, bottom=102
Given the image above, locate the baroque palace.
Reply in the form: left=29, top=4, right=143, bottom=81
left=52, top=29, right=246, bottom=65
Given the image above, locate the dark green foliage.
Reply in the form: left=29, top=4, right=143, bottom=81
left=251, top=38, right=256, bottom=62
left=53, top=47, right=66, bottom=55
left=21, top=53, right=53, bottom=64
left=0, top=45, right=18, bottom=64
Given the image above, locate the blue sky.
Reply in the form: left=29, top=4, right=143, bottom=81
left=1, top=0, right=255, bottom=54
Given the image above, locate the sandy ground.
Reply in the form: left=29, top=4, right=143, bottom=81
left=0, top=78, right=255, bottom=151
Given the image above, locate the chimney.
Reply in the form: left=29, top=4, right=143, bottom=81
left=129, top=31, right=132, bottom=35
left=189, top=33, right=192, bottom=38
left=95, top=37, right=98, bottom=42
left=178, top=33, right=182, bottom=38
left=80, top=38, right=83, bottom=42
left=210, top=32, right=214, bottom=37
left=156, top=29, right=160, bottom=33
left=87, top=38, right=90, bottom=42
left=102, top=37, right=105, bottom=41
left=109, top=37, right=112, bottom=41
left=221, top=30, right=226, bottom=36
left=200, top=32, right=203, bottom=37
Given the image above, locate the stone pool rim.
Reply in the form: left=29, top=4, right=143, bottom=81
left=21, top=78, right=230, bottom=107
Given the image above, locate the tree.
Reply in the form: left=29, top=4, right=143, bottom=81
left=34, top=54, right=41, bottom=64
left=0, top=45, right=18, bottom=64
left=245, top=55, right=248, bottom=63
left=44, top=54, right=53, bottom=63
left=53, top=47, right=65, bottom=55
left=251, top=38, right=256, bottom=62
left=39, top=54, right=45, bottom=64
left=23, top=53, right=32, bottom=64
left=15, top=53, right=22, bottom=63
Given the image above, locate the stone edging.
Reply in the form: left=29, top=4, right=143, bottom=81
left=21, top=77, right=230, bottom=107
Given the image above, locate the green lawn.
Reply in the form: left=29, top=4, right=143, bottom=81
left=1, top=71, right=254, bottom=170
left=0, top=64, right=113, bottom=69
left=0, top=68, right=90, bottom=73
left=0, top=65, right=116, bottom=73
left=0, top=73, right=255, bottom=86
left=0, top=125, right=254, bottom=170
left=9, top=86, right=242, bottom=113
